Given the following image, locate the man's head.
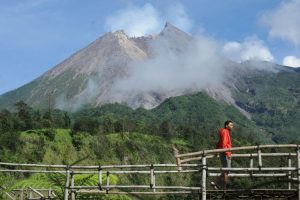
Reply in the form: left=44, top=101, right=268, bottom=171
left=224, top=120, right=234, bottom=130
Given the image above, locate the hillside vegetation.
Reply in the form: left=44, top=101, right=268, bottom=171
left=0, top=91, right=297, bottom=199
left=234, top=67, right=300, bottom=142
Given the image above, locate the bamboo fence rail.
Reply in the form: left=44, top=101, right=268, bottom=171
left=0, top=144, right=300, bottom=199
left=0, top=187, right=56, bottom=200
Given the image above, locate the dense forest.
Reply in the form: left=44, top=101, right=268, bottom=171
left=0, top=92, right=298, bottom=199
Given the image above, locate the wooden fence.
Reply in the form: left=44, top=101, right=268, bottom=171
left=0, top=144, right=299, bottom=199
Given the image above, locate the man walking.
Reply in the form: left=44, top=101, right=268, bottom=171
left=211, top=120, right=233, bottom=190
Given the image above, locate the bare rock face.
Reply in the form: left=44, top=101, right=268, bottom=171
left=0, top=22, right=196, bottom=111
left=44, top=30, right=147, bottom=79
left=0, top=22, right=281, bottom=115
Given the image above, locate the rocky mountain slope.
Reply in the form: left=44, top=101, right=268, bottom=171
left=0, top=23, right=194, bottom=110
left=0, top=23, right=299, bottom=123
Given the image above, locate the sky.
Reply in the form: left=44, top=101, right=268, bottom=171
left=0, top=0, right=300, bottom=95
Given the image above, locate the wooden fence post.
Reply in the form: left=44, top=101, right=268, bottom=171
left=98, top=166, right=103, bottom=191
left=29, top=188, right=33, bottom=199
left=48, top=188, right=52, bottom=199
left=257, top=145, right=262, bottom=169
left=249, top=154, right=253, bottom=168
left=106, top=171, right=110, bottom=194
left=201, top=154, right=207, bottom=200
left=288, top=154, right=292, bottom=190
left=64, top=169, right=70, bottom=200
left=150, top=164, right=156, bottom=192
left=20, top=188, right=24, bottom=200
left=71, top=172, right=75, bottom=200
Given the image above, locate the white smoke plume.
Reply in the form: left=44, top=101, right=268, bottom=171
left=222, top=37, right=274, bottom=63
left=105, top=3, right=161, bottom=37
left=165, top=3, right=193, bottom=34
left=104, top=2, right=193, bottom=37
left=112, top=34, right=225, bottom=94
left=55, top=3, right=281, bottom=111
left=283, top=56, right=300, bottom=68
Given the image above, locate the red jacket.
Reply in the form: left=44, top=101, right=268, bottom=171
left=216, top=128, right=232, bottom=157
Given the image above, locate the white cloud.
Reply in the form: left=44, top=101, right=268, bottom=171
left=260, top=0, right=300, bottom=45
left=110, top=33, right=277, bottom=96
left=283, top=56, right=300, bottom=68
left=165, top=3, right=193, bottom=33
left=104, top=2, right=193, bottom=37
left=112, top=34, right=225, bottom=93
left=105, top=3, right=162, bottom=37
left=222, top=37, right=274, bottom=62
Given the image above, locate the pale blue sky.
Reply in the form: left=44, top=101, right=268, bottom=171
left=0, top=0, right=299, bottom=95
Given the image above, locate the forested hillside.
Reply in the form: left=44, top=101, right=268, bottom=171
left=0, top=92, right=281, bottom=199
left=233, top=66, right=300, bottom=143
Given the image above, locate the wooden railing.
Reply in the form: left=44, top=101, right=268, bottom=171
left=175, top=144, right=300, bottom=199
left=0, top=187, right=56, bottom=200
left=0, top=144, right=299, bottom=200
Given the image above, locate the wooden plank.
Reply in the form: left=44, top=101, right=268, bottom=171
left=64, top=170, right=70, bottom=200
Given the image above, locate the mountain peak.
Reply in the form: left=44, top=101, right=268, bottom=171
left=164, top=22, right=177, bottom=29
left=161, top=22, right=184, bottom=34
left=112, top=30, right=127, bottom=37
left=94, top=29, right=132, bottom=49
left=160, top=22, right=191, bottom=39
left=98, top=30, right=128, bottom=42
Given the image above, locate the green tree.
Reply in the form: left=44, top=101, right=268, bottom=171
left=102, top=115, right=115, bottom=134
left=73, top=117, right=98, bottom=134
left=14, top=101, right=32, bottom=130
left=43, top=111, right=53, bottom=127
left=63, top=112, right=71, bottom=128
left=0, top=109, right=13, bottom=132
left=160, top=120, right=173, bottom=141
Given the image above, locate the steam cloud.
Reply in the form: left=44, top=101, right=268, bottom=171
left=112, top=35, right=225, bottom=94
left=105, top=3, right=161, bottom=37
left=106, top=3, right=275, bottom=96
left=104, top=2, right=193, bottom=37
left=56, top=2, right=281, bottom=111
left=283, top=56, right=300, bottom=68
left=222, top=37, right=274, bottom=63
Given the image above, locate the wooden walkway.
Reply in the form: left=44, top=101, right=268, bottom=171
left=1, top=144, right=300, bottom=199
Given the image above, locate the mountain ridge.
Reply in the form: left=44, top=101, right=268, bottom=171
left=0, top=23, right=298, bottom=123
left=0, top=22, right=200, bottom=111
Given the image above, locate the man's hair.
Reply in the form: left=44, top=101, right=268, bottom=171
left=224, top=120, right=233, bottom=128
